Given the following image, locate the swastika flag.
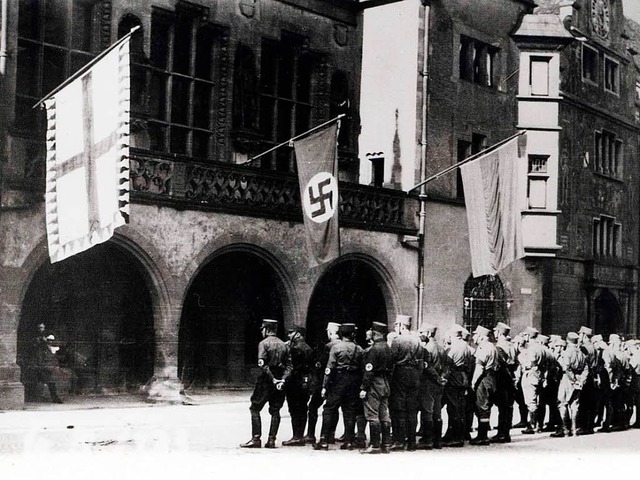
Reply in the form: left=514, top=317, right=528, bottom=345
left=293, top=122, right=341, bottom=267
left=459, top=135, right=525, bottom=278
left=43, top=34, right=131, bottom=263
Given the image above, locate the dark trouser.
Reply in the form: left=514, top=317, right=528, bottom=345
left=320, top=371, right=360, bottom=442
left=495, top=371, right=515, bottom=437
left=514, top=381, right=529, bottom=424
left=613, top=385, right=631, bottom=428
left=363, top=378, right=391, bottom=448
left=419, top=378, right=442, bottom=445
left=465, top=388, right=476, bottom=437
left=475, top=371, right=498, bottom=423
left=577, top=375, right=595, bottom=432
left=286, top=378, right=310, bottom=439
left=390, top=366, right=421, bottom=447
left=306, top=388, right=324, bottom=439
left=249, top=374, right=286, bottom=440
left=443, top=385, right=466, bottom=443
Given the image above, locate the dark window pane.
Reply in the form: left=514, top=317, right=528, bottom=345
left=260, top=42, right=277, bottom=94
left=150, top=14, right=170, bottom=70
left=195, top=27, right=214, bottom=80
left=70, top=51, right=94, bottom=76
left=44, top=0, right=68, bottom=46
left=276, top=100, right=293, bottom=142
left=297, top=55, right=313, bottom=103
left=173, top=14, right=192, bottom=75
left=18, top=0, right=41, bottom=40
left=192, top=131, right=210, bottom=158
left=16, top=40, right=40, bottom=97
left=149, top=71, right=168, bottom=120
left=170, top=126, right=189, bottom=154
left=42, top=47, right=66, bottom=95
left=260, top=96, right=275, bottom=138
left=193, top=81, right=211, bottom=129
left=275, top=149, right=291, bottom=172
left=15, top=96, right=38, bottom=129
left=295, top=105, right=310, bottom=135
left=278, top=46, right=294, bottom=98
left=72, top=0, right=96, bottom=51
left=171, top=76, right=190, bottom=125
left=130, top=63, right=146, bottom=115
left=147, top=122, right=166, bottom=151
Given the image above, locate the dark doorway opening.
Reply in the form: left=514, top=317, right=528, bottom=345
left=595, top=289, right=623, bottom=338
left=306, top=260, right=387, bottom=352
left=17, top=243, right=155, bottom=401
left=178, top=251, right=285, bottom=389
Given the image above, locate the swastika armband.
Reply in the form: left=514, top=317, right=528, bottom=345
left=258, top=359, right=265, bottom=367
left=365, top=363, right=373, bottom=372
left=325, top=367, right=331, bottom=375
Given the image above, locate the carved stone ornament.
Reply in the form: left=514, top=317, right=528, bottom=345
left=334, top=24, right=348, bottom=47
left=239, top=0, right=256, bottom=18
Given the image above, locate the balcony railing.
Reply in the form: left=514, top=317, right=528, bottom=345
left=130, top=149, right=417, bottom=234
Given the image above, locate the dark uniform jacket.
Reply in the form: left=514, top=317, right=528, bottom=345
left=323, top=339, right=364, bottom=389
left=423, top=339, right=447, bottom=384
left=288, top=337, right=314, bottom=387
left=390, top=333, right=423, bottom=370
left=445, top=339, right=473, bottom=388
left=258, top=334, right=293, bottom=382
left=361, top=338, right=391, bottom=394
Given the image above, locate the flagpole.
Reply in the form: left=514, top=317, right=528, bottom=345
left=408, top=130, right=526, bottom=192
left=32, top=25, right=141, bottom=109
left=239, top=114, right=345, bottom=166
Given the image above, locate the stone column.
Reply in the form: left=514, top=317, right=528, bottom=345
left=0, top=266, right=26, bottom=409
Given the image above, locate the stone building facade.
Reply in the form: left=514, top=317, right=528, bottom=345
left=0, top=0, right=420, bottom=409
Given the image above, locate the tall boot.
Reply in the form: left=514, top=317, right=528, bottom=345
left=406, top=413, right=418, bottom=451
left=48, top=383, right=63, bottom=404
left=314, top=411, right=335, bottom=450
left=340, top=414, right=356, bottom=450
left=390, top=415, right=406, bottom=451
left=380, top=421, right=392, bottom=453
left=283, top=417, right=306, bottom=446
left=417, top=420, right=434, bottom=449
left=433, top=419, right=443, bottom=449
left=470, top=421, right=490, bottom=446
left=361, top=421, right=381, bottom=454
left=513, top=403, right=529, bottom=428
left=521, top=411, right=536, bottom=434
left=240, top=411, right=262, bottom=448
left=305, top=411, right=318, bottom=443
left=355, top=414, right=367, bottom=448
left=264, top=412, right=280, bottom=448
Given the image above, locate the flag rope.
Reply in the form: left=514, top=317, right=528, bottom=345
left=408, top=130, right=527, bottom=192
left=239, top=113, right=345, bottom=166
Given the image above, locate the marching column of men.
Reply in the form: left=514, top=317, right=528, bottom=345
left=241, top=316, right=640, bottom=450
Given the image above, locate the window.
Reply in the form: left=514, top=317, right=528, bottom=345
left=604, top=56, right=620, bottom=94
left=15, top=0, right=101, bottom=132
left=529, top=56, right=550, bottom=96
left=459, top=35, right=498, bottom=88
left=330, top=71, right=351, bottom=150
left=259, top=34, right=315, bottom=172
left=146, top=6, right=219, bottom=158
left=594, top=130, right=623, bottom=177
left=593, top=215, right=621, bottom=258
left=369, top=157, right=384, bottom=188
left=582, top=44, right=599, bottom=84
left=527, top=156, right=548, bottom=209
left=463, top=274, right=511, bottom=332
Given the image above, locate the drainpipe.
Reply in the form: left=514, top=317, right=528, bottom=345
left=415, top=1, right=429, bottom=329
left=0, top=0, right=7, bottom=77
left=0, top=0, right=8, bottom=209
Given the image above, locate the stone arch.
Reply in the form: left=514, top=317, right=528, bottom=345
left=594, top=288, right=624, bottom=338
left=178, top=242, right=299, bottom=388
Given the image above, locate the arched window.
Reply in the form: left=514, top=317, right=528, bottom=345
left=463, top=274, right=511, bottom=331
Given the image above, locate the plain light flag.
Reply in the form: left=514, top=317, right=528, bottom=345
left=460, top=135, right=525, bottom=277
left=293, top=122, right=341, bottom=267
left=43, top=36, right=131, bottom=263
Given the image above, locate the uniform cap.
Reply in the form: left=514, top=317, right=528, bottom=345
left=418, top=323, right=437, bottom=334
left=395, top=315, right=412, bottom=327
left=578, top=326, right=593, bottom=336
left=449, top=324, right=464, bottom=333
left=340, top=323, right=357, bottom=335
left=371, top=321, right=388, bottom=334
left=494, top=322, right=511, bottom=335
left=523, top=326, right=539, bottom=336
left=45, top=335, right=55, bottom=341
left=556, top=339, right=567, bottom=347
left=549, top=334, right=562, bottom=342
left=591, top=334, right=603, bottom=343
left=460, top=327, right=471, bottom=339
left=326, top=322, right=341, bottom=332
left=609, top=334, right=621, bottom=343
left=566, top=332, right=579, bottom=344
left=594, top=340, right=607, bottom=350
left=473, top=325, right=491, bottom=336
left=538, top=334, right=550, bottom=345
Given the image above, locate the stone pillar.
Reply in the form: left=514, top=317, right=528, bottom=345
left=146, top=291, right=182, bottom=404
left=0, top=266, right=26, bottom=409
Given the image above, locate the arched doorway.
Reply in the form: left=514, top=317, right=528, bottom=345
left=595, top=289, right=623, bottom=338
left=178, top=251, right=285, bottom=389
left=17, top=243, right=155, bottom=401
left=306, top=259, right=388, bottom=351
left=463, top=274, right=511, bottom=331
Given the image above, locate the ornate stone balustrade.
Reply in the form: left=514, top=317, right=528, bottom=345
left=130, top=149, right=417, bottom=234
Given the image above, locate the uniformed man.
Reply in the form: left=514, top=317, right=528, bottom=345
left=282, top=326, right=314, bottom=446
left=492, top=322, right=517, bottom=443
left=360, top=321, right=392, bottom=454
left=594, top=337, right=617, bottom=432
left=469, top=325, right=500, bottom=446
left=518, top=326, right=544, bottom=434
left=442, top=325, right=472, bottom=447
left=461, top=327, right=477, bottom=441
left=551, top=332, right=588, bottom=438
left=534, top=334, right=553, bottom=432
left=512, top=334, right=530, bottom=429
left=314, top=323, right=364, bottom=451
left=610, top=334, right=632, bottom=431
left=542, top=334, right=564, bottom=432
left=304, top=321, right=341, bottom=444
left=628, top=340, right=640, bottom=428
left=417, top=323, right=447, bottom=449
left=240, top=319, right=292, bottom=449
left=389, top=314, right=424, bottom=451
left=577, top=326, right=597, bottom=435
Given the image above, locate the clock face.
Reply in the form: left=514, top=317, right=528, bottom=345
left=592, top=0, right=611, bottom=38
